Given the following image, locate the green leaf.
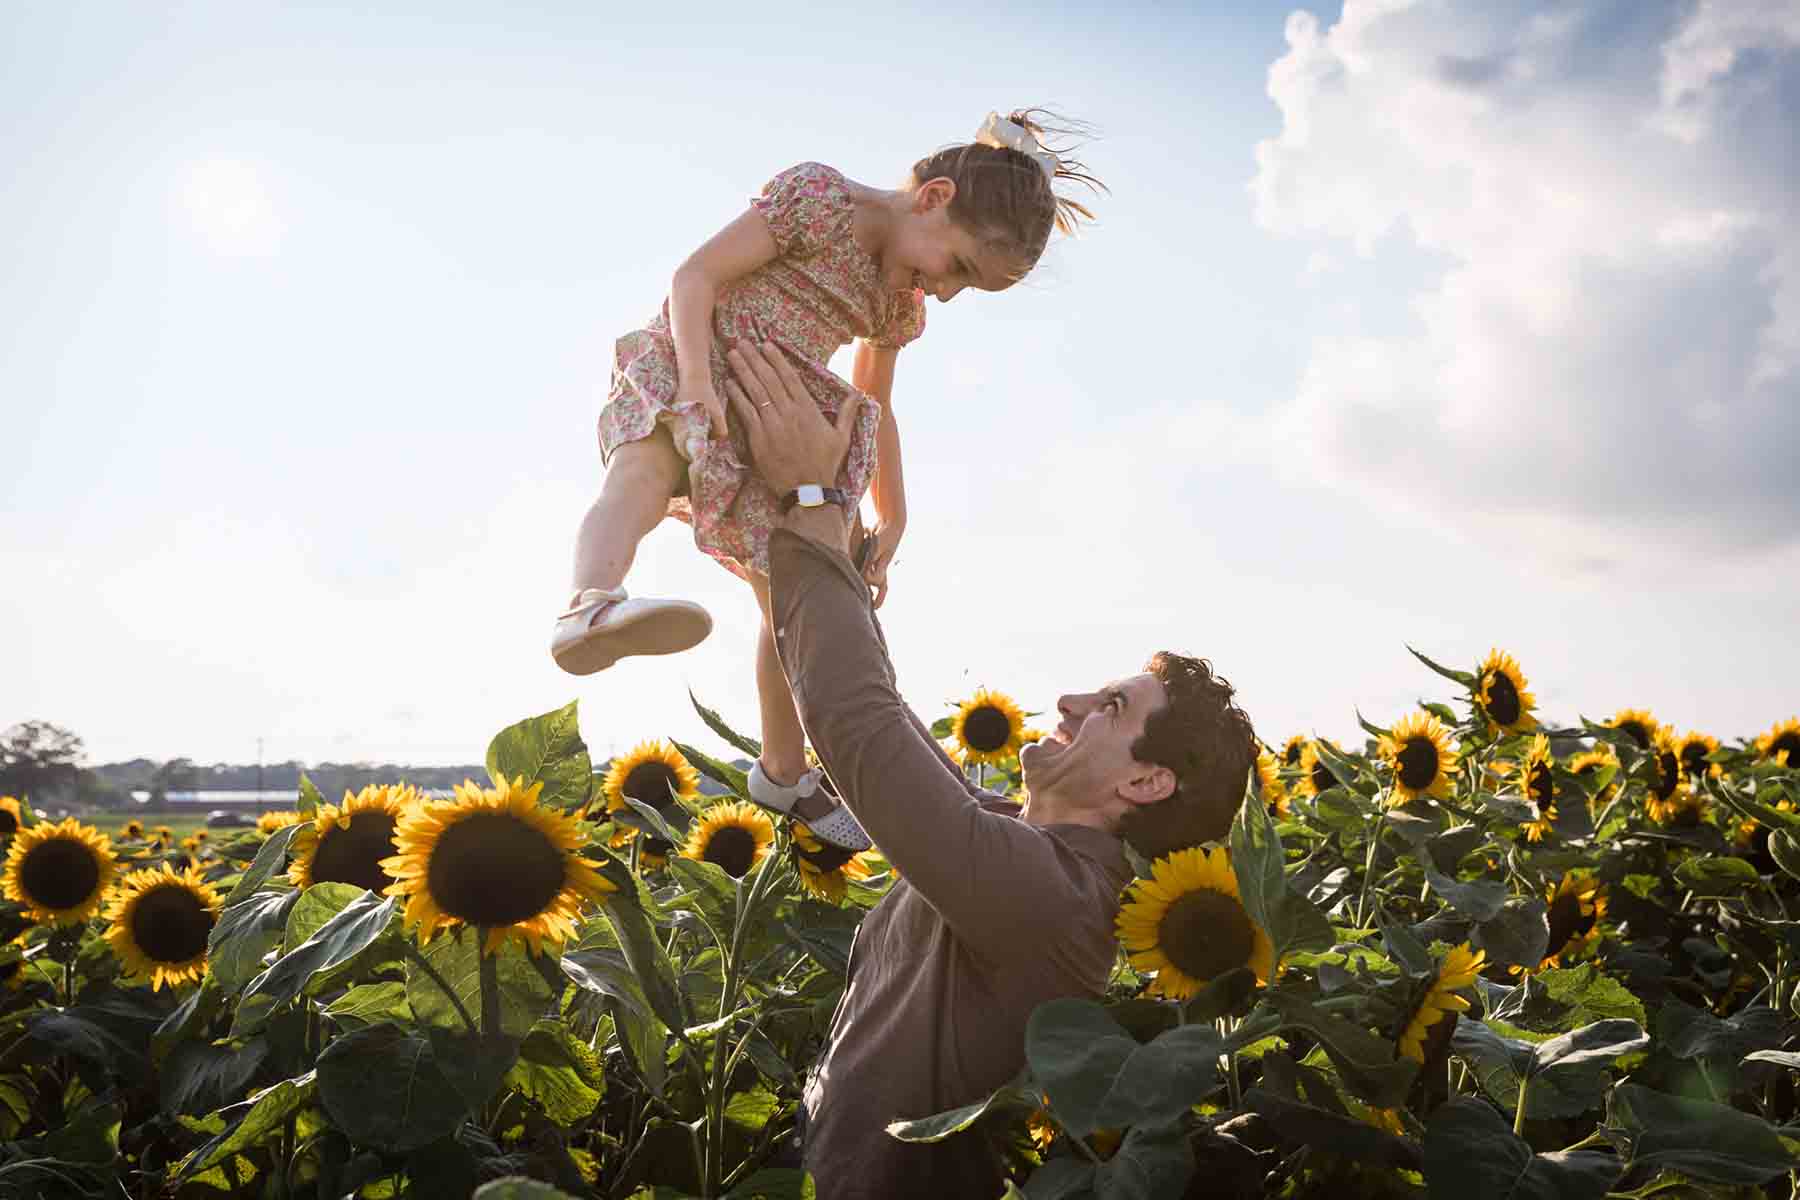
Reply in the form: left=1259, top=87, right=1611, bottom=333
left=25, top=1000, right=159, bottom=1087
left=1409, top=645, right=1477, bottom=688
left=1355, top=709, right=1394, bottom=740
left=887, top=1080, right=1041, bottom=1143
left=1245, top=1088, right=1421, bottom=1170
left=1091, top=1121, right=1194, bottom=1200
left=297, top=773, right=324, bottom=816
left=1231, top=794, right=1332, bottom=966
left=153, top=976, right=225, bottom=1064
left=180, top=1072, right=317, bottom=1177
left=1769, top=829, right=1800, bottom=880
left=224, top=822, right=302, bottom=908
left=1025, top=998, right=1225, bottom=1137
left=723, top=1087, right=781, bottom=1131
left=689, top=689, right=764, bottom=759
left=727, top=1168, right=816, bottom=1199
left=1472, top=898, right=1549, bottom=970
left=470, top=1176, right=584, bottom=1199
left=326, top=981, right=412, bottom=1030
left=404, top=928, right=557, bottom=1109
left=487, top=701, right=592, bottom=812
left=1529, top=1019, right=1648, bottom=1073
left=1608, top=1083, right=1796, bottom=1184
left=161, top=1037, right=270, bottom=1117
left=235, top=892, right=397, bottom=1034
left=667, top=855, right=740, bottom=945
left=503, top=1019, right=605, bottom=1124
left=1258, top=991, right=1418, bottom=1108
left=1420, top=700, right=1460, bottom=724
left=207, top=888, right=300, bottom=991
left=1423, top=1098, right=1619, bottom=1200
left=1529, top=965, right=1648, bottom=1029
left=600, top=892, right=687, bottom=1033
left=1675, top=854, right=1761, bottom=894
left=673, top=739, right=750, bottom=798
left=316, top=1023, right=469, bottom=1153
left=1451, top=1019, right=1611, bottom=1120
left=1658, top=999, right=1782, bottom=1071
left=1180, top=966, right=1259, bottom=1023
left=1419, top=859, right=1506, bottom=922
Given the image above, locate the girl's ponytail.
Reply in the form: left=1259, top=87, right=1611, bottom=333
left=910, top=107, right=1108, bottom=273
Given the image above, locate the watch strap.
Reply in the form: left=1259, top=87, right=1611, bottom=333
left=780, top=486, right=850, bottom=514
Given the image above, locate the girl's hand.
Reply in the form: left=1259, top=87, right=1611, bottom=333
left=857, top=521, right=903, bottom=608
left=679, top=377, right=729, bottom=441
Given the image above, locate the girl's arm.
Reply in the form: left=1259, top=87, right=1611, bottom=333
left=851, top=340, right=905, bottom=607
left=668, top=210, right=781, bottom=438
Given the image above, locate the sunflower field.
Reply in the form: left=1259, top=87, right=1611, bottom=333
left=1, top=651, right=1799, bottom=1200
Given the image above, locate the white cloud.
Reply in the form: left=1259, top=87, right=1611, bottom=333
left=175, top=159, right=286, bottom=257
left=1252, top=0, right=1800, bottom=560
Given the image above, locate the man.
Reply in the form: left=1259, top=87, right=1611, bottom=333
left=722, top=342, right=1257, bottom=1199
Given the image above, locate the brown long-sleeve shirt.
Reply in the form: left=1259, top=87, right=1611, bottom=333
left=769, top=529, right=1131, bottom=1200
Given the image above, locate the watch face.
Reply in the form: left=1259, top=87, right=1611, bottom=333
left=796, top=484, right=825, bottom=507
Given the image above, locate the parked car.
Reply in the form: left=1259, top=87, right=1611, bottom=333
left=205, top=809, right=256, bottom=828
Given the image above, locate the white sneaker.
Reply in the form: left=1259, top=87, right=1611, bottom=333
left=747, top=761, right=872, bottom=852
left=549, top=587, right=713, bottom=676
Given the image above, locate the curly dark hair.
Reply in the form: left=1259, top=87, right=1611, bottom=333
left=1118, top=652, right=1258, bottom=861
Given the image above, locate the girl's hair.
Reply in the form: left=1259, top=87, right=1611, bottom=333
left=909, top=107, right=1106, bottom=274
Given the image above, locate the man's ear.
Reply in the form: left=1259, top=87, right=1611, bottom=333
left=1120, top=763, right=1176, bottom=809
left=913, top=176, right=957, bottom=213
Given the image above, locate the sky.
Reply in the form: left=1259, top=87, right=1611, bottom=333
left=4, top=0, right=1797, bottom=771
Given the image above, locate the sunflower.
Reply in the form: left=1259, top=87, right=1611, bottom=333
left=152, top=825, right=174, bottom=845
left=1757, top=718, right=1800, bottom=768
left=0, top=797, right=23, bottom=837
left=257, top=810, right=305, bottom=835
left=290, top=784, right=415, bottom=893
left=1607, top=708, right=1658, bottom=751
left=1297, top=740, right=1340, bottom=799
left=1396, top=943, right=1486, bottom=1062
left=1541, top=872, right=1607, bottom=967
left=180, top=836, right=200, bottom=853
left=2, top=818, right=117, bottom=925
left=381, top=776, right=616, bottom=957
left=636, top=835, right=675, bottom=872
left=1115, top=846, right=1275, bottom=1001
left=1256, top=748, right=1289, bottom=819
left=947, top=688, right=1027, bottom=768
left=1520, top=735, right=1558, bottom=842
left=191, top=830, right=208, bottom=843
left=1736, top=798, right=1796, bottom=870
left=791, top=821, right=873, bottom=903
left=103, top=864, right=223, bottom=990
left=1379, top=713, right=1456, bottom=805
left=1025, top=1104, right=1120, bottom=1159
left=601, top=740, right=702, bottom=818
left=1476, top=649, right=1537, bottom=733
left=1673, top=731, right=1720, bottom=782
left=1644, top=729, right=1704, bottom=826
left=119, top=819, right=145, bottom=840
left=1570, top=746, right=1620, bottom=810
left=682, top=801, right=776, bottom=879
left=1281, top=735, right=1307, bottom=768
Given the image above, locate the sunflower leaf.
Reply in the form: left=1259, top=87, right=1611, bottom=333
left=206, top=888, right=301, bottom=992
left=297, top=773, right=324, bottom=817
left=673, top=740, right=750, bottom=800
left=1407, top=646, right=1477, bottom=689
left=1418, top=860, right=1506, bottom=922
left=1025, top=998, right=1225, bottom=1138
left=317, top=1024, right=469, bottom=1153
left=235, top=892, right=398, bottom=1036
left=1528, top=1019, right=1648, bottom=1075
left=1607, top=1083, right=1797, bottom=1184
left=503, top=1019, right=605, bottom=1124
left=1423, top=1098, right=1620, bottom=1200
left=887, top=1079, right=1042, bottom=1143
left=1355, top=709, right=1394, bottom=740
left=178, top=1071, right=317, bottom=1177
left=1256, top=992, right=1418, bottom=1108
left=689, top=689, right=764, bottom=759
left=1231, top=797, right=1333, bottom=968
left=1472, top=898, right=1550, bottom=972
left=621, top=797, right=688, bottom=848
left=599, top=889, right=688, bottom=1035
left=1245, top=1088, right=1420, bottom=1171
left=224, top=822, right=302, bottom=910
left=1675, top=854, right=1761, bottom=894
left=487, top=701, right=592, bottom=814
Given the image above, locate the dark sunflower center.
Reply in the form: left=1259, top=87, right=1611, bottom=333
left=1618, top=720, right=1651, bottom=749
left=1545, top=887, right=1594, bottom=952
left=1159, top=888, right=1255, bottom=983
left=1310, top=757, right=1335, bottom=795
left=1654, top=752, right=1680, bottom=801
left=425, top=813, right=567, bottom=926
left=0, top=809, right=18, bottom=834
left=642, top=836, right=673, bottom=858
left=703, top=826, right=758, bottom=878
left=310, top=812, right=401, bottom=894
left=1528, top=762, right=1555, bottom=812
left=19, top=838, right=101, bottom=911
left=962, top=706, right=1013, bottom=753
left=1680, top=744, right=1708, bottom=777
left=1397, top=738, right=1440, bottom=790
left=1484, top=671, right=1521, bottom=726
left=130, top=885, right=215, bottom=964
left=799, top=842, right=856, bottom=875
left=622, top=762, right=680, bottom=804
left=1772, top=732, right=1800, bottom=764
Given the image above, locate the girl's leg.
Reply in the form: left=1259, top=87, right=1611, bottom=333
left=747, top=572, right=813, bottom=794
left=570, top=425, right=685, bottom=604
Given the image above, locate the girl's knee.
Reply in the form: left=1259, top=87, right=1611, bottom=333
left=608, top=426, right=685, bottom=491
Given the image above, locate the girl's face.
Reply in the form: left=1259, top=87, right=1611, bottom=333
left=883, top=178, right=1027, bottom=302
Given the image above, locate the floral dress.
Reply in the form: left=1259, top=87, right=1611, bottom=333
left=598, top=162, right=927, bottom=579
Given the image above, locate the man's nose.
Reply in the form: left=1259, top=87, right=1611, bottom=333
left=1057, top=693, right=1090, bottom=719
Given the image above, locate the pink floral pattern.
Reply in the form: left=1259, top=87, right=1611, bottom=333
left=598, top=162, right=927, bottom=579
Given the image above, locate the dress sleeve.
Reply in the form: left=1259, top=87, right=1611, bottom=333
left=868, top=288, right=927, bottom=349
left=750, top=162, right=848, bottom=259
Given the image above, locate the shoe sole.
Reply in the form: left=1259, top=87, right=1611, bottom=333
left=552, top=604, right=713, bottom=676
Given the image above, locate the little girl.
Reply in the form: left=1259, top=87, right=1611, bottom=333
left=554, top=110, right=1101, bottom=848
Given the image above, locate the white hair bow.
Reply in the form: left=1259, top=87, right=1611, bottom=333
left=974, top=111, right=1058, bottom=181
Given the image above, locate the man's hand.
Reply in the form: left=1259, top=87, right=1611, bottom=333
left=724, top=341, right=864, bottom=498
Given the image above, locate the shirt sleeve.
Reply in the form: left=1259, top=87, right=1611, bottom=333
left=750, top=162, right=848, bottom=259
left=768, top=528, right=1107, bottom=961
left=868, top=288, right=926, bottom=349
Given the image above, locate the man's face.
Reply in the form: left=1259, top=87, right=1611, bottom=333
left=1019, top=672, right=1170, bottom=807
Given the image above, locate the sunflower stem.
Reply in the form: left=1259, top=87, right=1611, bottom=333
left=1355, top=806, right=1383, bottom=928
left=1218, top=1017, right=1242, bottom=1111
left=478, top=945, right=501, bottom=1042
left=1513, top=1079, right=1529, bottom=1137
